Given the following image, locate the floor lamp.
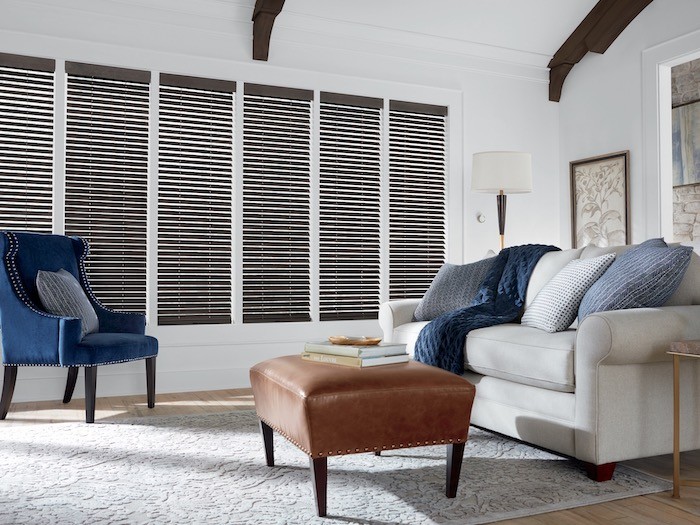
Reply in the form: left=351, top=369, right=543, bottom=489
left=471, top=151, right=532, bottom=251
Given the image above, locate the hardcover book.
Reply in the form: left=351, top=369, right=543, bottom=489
left=301, top=351, right=409, bottom=368
left=303, top=341, right=407, bottom=358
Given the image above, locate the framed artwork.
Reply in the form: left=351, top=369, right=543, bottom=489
left=570, top=151, right=630, bottom=249
left=672, top=100, right=700, bottom=186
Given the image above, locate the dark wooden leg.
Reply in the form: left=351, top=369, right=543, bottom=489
left=145, top=357, right=156, bottom=409
left=0, top=366, right=18, bottom=420
left=63, top=367, right=79, bottom=404
left=84, top=366, right=97, bottom=424
left=260, top=420, right=274, bottom=467
left=310, top=456, right=327, bottom=517
left=374, top=451, right=381, bottom=456
left=446, top=443, right=465, bottom=498
left=583, top=461, right=617, bottom=482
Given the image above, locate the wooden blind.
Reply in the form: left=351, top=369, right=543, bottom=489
left=318, top=93, right=382, bottom=320
left=0, top=55, right=55, bottom=233
left=242, top=85, right=312, bottom=323
left=158, top=74, right=235, bottom=325
left=388, top=101, right=448, bottom=299
left=65, top=63, right=150, bottom=312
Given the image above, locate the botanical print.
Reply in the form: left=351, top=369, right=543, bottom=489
left=672, top=100, right=700, bottom=186
left=571, top=153, right=629, bottom=248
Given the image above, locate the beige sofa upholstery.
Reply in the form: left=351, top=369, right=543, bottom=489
left=379, top=245, right=700, bottom=475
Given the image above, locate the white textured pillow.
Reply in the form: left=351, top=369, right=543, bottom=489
left=521, top=253, right=615, bottom=333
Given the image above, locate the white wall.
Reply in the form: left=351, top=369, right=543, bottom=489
left=0, top=0, right=561, bottom=401
left=558, top=0, right=700, bottom=248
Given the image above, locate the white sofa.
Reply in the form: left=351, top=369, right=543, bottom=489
left=379, top=244, right=700, bottom=480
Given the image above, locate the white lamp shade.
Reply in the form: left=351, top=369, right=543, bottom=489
left=471, top=151, right=533, bottom=194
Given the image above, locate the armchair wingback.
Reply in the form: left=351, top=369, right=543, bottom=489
left=0, top=231, right=157, bottom=422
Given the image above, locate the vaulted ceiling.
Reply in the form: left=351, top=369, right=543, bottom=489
left=253, top=0, right=654, bottom=102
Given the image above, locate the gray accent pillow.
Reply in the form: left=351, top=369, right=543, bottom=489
left=37, top=269, right=99, bottom=338
left=413, top=257, right=495, bottom=321
left=578, top=238, right=694, bottom=321
left=521, top=253, right=615, bottom=333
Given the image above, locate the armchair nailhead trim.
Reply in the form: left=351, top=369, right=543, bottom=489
left=4, top=354, right=157, bottom=367
left=3, top=232, right=65, bottom=318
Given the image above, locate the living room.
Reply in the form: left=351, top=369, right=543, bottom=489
left=1, top=0, right=700, bottom=523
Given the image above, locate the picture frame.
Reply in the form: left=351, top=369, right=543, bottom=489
left=570, top=151, right=630, bottom=249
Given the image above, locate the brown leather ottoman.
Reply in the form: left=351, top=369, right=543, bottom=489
left=250, top=355, right=475, bottom=517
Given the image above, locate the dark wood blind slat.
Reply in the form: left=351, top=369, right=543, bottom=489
left=157, top=83, right=234, bottom=326
left=65, top=73, right=149, bottom=312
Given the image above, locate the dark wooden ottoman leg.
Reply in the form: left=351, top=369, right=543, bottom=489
left=446, top=443, right=465, bottom=498
left=259, top=420, right=274, bottom=467
left=310, top=456, right=327, bottom=517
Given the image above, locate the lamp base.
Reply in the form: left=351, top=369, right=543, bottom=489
left=497, top=191, right=507, bottom=251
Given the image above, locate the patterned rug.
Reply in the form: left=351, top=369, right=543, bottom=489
left=0, top=410, right=670, bottom=524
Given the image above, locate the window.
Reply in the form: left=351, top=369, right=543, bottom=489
left=242, top=84, right=313, bottom=323
left=158, top=74, right=235, bottom=325
left=0, top=53, right=55, bottom=233
left=318, top=93, right=382, bottom=320
left=64, top=62, right=150, bottom=312
left=388, top=101, right=447, bottom=299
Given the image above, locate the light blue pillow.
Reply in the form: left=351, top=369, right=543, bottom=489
left=413, top=257, right=495, bottom=321
left=578, top=239, right=693, bottom=321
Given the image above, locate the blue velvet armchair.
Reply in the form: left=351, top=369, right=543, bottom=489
left=0, top=231, right=158, bottom=422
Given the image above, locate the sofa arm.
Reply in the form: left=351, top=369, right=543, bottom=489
left=378, top=299, right=421, bottom=342
left=576, top=305, right=700, bottom=366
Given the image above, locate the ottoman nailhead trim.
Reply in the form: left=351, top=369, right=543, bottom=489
left=257, top=412, right=468, bottom=458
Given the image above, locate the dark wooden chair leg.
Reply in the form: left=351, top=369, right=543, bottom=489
left=145, top=357, right=156, bottom=409
left=446, top=443, right=465, bottom=498
left=63, top=367, right=79, bottom=404
left=84, top=366, right=97, bottom=423
left=260, top=420, right=274, bottom=467
left=583, top=461, right=616, bottom=481
left=0, top=366, right=18, bottom=420
left=310, top=456, right=327, bottom=517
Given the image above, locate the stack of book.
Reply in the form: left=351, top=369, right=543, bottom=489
left=302, top=340, right=409, bottom=368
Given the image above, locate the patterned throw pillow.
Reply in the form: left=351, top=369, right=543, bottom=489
left=36, top=268, right=99, bottom=338
left=521, top=253, right=615, bottom=333
left=578, top=239, right=694, bottom=321
left=413, top=257, right=495, bottom=321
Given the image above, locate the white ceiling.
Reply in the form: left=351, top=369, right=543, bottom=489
left=282, top=0, right=598, bottom=59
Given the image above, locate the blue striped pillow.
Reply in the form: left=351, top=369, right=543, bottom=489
left=578, top=239, right=693, bottom=321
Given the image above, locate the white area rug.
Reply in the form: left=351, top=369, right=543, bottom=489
left=0, top=410, right=669, bottom=524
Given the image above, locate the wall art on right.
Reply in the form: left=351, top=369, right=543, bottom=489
left=570, top=151, right=630, bottom=249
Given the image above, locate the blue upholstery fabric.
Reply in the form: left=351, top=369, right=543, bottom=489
left=414, top=244, right=560, bottom=374
left=68, top=333, right=158, bottom=366
left=0, top=231, right=156, bottom=367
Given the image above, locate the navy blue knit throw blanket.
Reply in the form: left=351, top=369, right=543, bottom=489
left=414, top=244, right=560, bottom=374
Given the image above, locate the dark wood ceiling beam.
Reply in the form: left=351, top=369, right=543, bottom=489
left=548, top=0, right=653, bottom=102
left=252, top=0, right=285, bottom=61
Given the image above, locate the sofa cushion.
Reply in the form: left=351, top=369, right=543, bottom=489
left=522, top=253, right=615, bottom=332
left=413, top=257, right=494, bottom=321
left=579, top=239, right=693, bottom=321
left=465, top=324, right=576, bottom=392
left=392, top=321, right=429, bottom=357
left=525, top=248, right=583, bottom=308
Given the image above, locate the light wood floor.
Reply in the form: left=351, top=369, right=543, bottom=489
left=4, top=389, right=700, bottom=524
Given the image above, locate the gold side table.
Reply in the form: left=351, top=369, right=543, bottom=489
left=668, top=341, right=700, bottom=498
